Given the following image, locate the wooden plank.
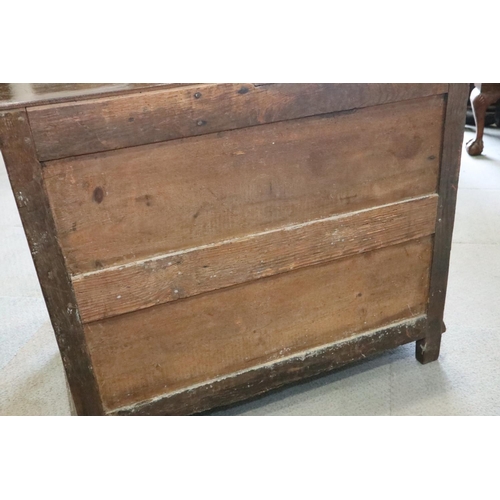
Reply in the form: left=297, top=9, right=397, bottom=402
left=0, top=83, right=188, bottom=111
left=111, top=316, right=428, bottom=415
left=43, top=95, right=445, bottom=274
left=416, top=84, right=469, bottom=363
left=0, top=109, right=104, bottom=416
left=74, top=194, right=438, bottom=323
left=29, top=83, right=448, bottom=160
left=84, top=237, right=433, bottom=411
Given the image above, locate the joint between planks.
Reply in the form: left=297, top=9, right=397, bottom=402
left=73, top=194, right=439, bottom=323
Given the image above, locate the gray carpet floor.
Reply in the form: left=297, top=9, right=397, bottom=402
left=1, top=125, right=499, bottom=416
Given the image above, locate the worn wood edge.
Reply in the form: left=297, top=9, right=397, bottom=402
left=417, top=83, right=469, bottom=363
left=0, top=108, right=104, bottom=415
left=29, top=83, right=449, bottom=161
left=73, top=194, right=438, bottom=323
left=0, top=83, right=194, bottom=112
left=64, top=371, right=78, bottom=416
left=109, top=315, right=427, bottom=416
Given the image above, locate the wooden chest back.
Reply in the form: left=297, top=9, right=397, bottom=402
left=0, top=83, right=468, bottom=415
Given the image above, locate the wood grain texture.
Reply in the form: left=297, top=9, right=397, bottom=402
left=44, top=95, right=445, bottom=274
left=74, top=194, right=438, bottom=323
left=416, top=84, right=469, bottom=363
left=0, top=109, right=103, bottom=415
left=29, top=83, right=448, bottom=160
left=84, top=237, right=433, bottom=411
left=111, top=316, right=428, bottom=415
left=0, top=83, right=188, bottom=111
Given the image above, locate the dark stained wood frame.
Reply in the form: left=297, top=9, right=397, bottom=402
left=0, top=109, right=103, bottom=415
left=0, top=84, right=468, bottom=416
left=416, top=84, right=469, bottom=363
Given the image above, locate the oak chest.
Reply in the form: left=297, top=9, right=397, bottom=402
left=0, top=83, right=468, bottom=415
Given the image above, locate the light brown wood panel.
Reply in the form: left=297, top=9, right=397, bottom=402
left=44, top=95, right=445, bottom=274
left=74, top=194, right=438, bottom=323
left=29, top=83, right=447, bottom=160
left=85, top=237, right=433, bottom=411
left=111, top=316, right=428, bottom=415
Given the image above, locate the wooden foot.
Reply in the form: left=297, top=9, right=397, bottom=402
left=64, top=371, right=78, bottom=416
left=465, top=137, right=483, bottom=156
left=415, top=334, right=441, bottom=364
left=415, top=317, right=445, bottom=364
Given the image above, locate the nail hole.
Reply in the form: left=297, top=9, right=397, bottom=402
left=93, top=187, right=104, bottom=204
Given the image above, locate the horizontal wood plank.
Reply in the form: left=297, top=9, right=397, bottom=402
left=0, top=83, right=189, bottom=112
left=73, top=194, right=438, bottom=323
left=29, top=83, right=448, bottom=160
left=111, top=315, right=428, bottom=415
left=84, top=237, right=433, bottom=411
left=43, top=95, right=445, bottom=274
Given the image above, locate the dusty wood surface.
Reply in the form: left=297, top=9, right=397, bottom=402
left=416, top=83, right=469, bottom=363
left=74, top=194, right=438, bottom=323
left=85, top=237, right=433, bottom=411
left=1, top=84, right=460, bottom=416
left=29, top=83, right=448, bottom=160
left=43, top=95, right=444, bottom=275
left=0, top=83, right=187, bottom=111
left=111, top=315, right=428, bottom=415
left=0, top=109, right=104, bottom=415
